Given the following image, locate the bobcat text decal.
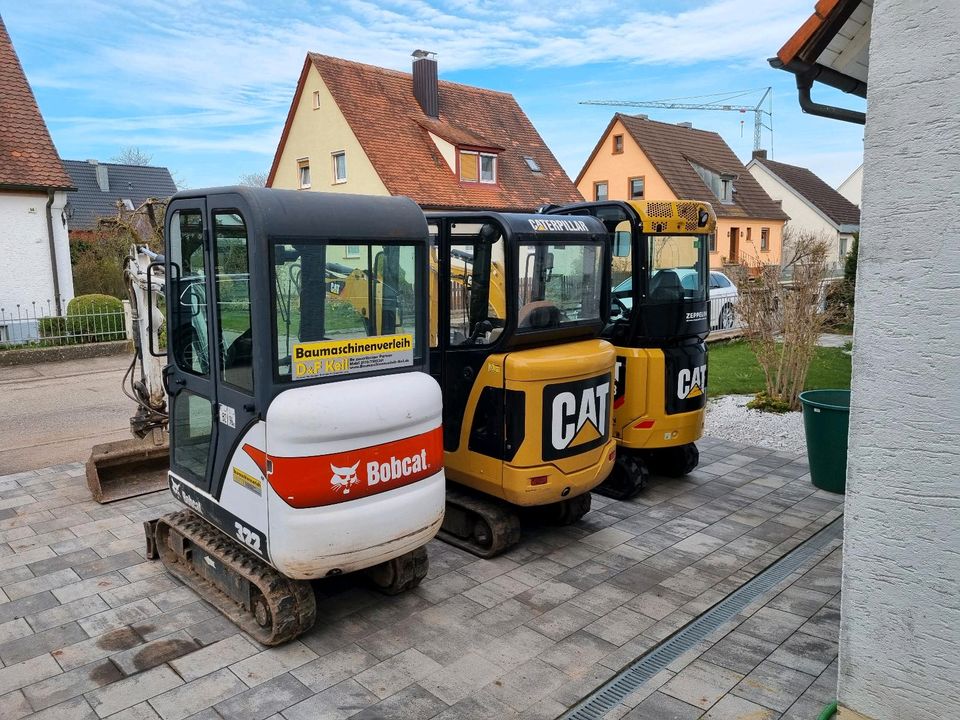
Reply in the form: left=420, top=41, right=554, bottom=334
left=542, top=374, right=612, bottom=460
left=243, top=427, right=442, bottom=508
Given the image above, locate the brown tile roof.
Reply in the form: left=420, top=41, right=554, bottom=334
left=268, top=54, right=581, bottom=211
left=0, top=17, right=72, bottom=190
left=753, top=157, right=860, bottom=226
left=581, top=114, right=788, bottom=221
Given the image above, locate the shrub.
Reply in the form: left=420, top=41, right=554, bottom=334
left=38, top=315, right=67, bottom=340
left=66, top=294, right=125, bottom=343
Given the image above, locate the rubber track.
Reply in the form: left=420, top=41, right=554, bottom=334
left=155, top=510, right=316, bottom=645
left=439, top=488, right=522, bottom=558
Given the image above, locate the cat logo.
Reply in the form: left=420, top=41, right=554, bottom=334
left=329, top=461, right=360, bottom=495
left=543, top=375, right=611, bottom=460
left=677, top=365, right=707, bottom=400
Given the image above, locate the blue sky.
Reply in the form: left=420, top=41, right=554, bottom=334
left=4, top=0, right=865, bottom=190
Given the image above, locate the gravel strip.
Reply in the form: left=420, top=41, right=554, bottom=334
left=705, top=394, right=807, bottom=455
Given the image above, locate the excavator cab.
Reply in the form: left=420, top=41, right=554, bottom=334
left=145, top=188, right=445, bottom=644
left=546, top=200, right=716, bottom=499
left=427, top=212, right=617, bottom=556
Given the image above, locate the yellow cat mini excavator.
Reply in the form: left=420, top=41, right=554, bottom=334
left=545, top=200, right=716, bottom=499
left=102, top=187, right=446, bottom=644
left=427, top=212, right=617, bottom=556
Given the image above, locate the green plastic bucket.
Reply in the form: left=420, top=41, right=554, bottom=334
left=799, top=389, right=850, bottom=494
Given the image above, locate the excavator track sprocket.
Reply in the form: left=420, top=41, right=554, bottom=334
left=149, top=510, right=316, bottom=646
left=438, top=487, right=522, bottom=558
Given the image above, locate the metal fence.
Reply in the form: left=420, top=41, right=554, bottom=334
left=709, top=293, right=744, bottom=332
left=0, top=299, right=129, bottom=348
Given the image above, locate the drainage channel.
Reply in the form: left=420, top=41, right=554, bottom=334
left=560, top=514, right=844, bottom=720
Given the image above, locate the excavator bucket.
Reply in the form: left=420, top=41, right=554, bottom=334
left=86, top=435, right=169, bottom=503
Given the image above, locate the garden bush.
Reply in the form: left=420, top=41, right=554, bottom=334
left=66, top=294, right=125, bottom=343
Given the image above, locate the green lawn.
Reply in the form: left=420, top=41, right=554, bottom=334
left=709, top=340, right=852, bottom=396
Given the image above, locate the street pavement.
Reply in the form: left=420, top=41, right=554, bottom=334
left=0, top=354, right=133, bottom=474
left=0, top=437, right=843, bottom=719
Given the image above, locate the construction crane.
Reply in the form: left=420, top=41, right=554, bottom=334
left=581, top=87, right=773, bottom=152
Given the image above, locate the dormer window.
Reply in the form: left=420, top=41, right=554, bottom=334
left=459, top=150, right=497, bottom=184
left=690, top=161, right=736, bottom=204
left=523, top=156, right=541, bottom=173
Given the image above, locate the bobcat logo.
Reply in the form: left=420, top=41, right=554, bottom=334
left=329, top=462, right=360, bottom=495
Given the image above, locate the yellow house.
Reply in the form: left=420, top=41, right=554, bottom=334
left=267, top=52, right=582, bottom=213
left=577, top=114, right=788, bottom=268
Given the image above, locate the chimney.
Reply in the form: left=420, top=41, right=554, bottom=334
left=411, top=50, right=439, bottom=118
left=87, top=159, right=109, bottom=191
left=677, top=121, right=693, bottom=128
left=752, top=149, right=768, bottom=160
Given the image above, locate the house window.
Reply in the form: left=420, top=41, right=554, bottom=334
left=690, top=161, right=735, bottom=204
left=332, top=151, right=347, bottom=183
left=345, top=245, right=360, bottom=259
left=297, top=158, right=311, bottom=189
left=523, top=156, right=541, bottom=173
left=594, top=181, right=608, bottom=202
left=709, top=234, right=717, bottom=253
left=312, top=90, right=321, bottom=109
left=839, top=235, right=847, bottom=257
left=479, top=154, right=496, bottom=183
left=612, top=134, right=624, bottom=154
left=746, top=227, right=752, bottom=243
left=761, top=227, right=770, bottom=251
left=629, top=177, right=644, bottom=200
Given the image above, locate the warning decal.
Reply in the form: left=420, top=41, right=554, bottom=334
left=232, top=467, right=262, bottom=496
left=292, top=333, right=413, bottom=380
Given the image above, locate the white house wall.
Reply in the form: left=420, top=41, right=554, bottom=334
left=747, top=162, right=844, bottom=265
left=839, top=1, right=960, bottom=719
left=837, top=164, right=863, bottom=207
left=0, top=191, right=73, bottom=314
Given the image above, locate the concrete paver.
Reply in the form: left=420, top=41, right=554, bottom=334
left=0, top=436, right=843, bottom=719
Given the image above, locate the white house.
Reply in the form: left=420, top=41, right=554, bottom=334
left=0, top=16, right=74, bottom=341
left=837, top=163, right=863, bottom=207
left=747, top=151, right=860, bottom=271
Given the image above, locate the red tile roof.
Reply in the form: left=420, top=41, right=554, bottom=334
left=753, top=157, right=860, bottom=226
left=579, top=114, right=788, bottom=221
left=268, top=54, right=581, bottom=211
left=0, top=17, right=72, bottom=190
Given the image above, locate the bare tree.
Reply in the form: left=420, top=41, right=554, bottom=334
left=238, top=171, right=268, bottom=187
left=111, top=146, right=154, bottom=166
left=730, top=226, right=835, bottom=411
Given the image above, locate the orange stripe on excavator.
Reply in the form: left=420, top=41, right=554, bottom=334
left=243, top=427, right=443, bottom=509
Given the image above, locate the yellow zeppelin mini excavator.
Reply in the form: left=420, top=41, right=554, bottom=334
left=115, top=187, right=445, bottom=644
left=545, top=200, right=716, bottom=499
left=426, top=212, right=618, bottom=556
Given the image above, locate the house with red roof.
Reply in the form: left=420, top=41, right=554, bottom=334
left=0, top=16, right=74, bottom=325
left=267, top=51, right=582, bottom=213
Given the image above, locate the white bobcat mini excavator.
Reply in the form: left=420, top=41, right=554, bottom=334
left=122, top=187, right=446, bottom=644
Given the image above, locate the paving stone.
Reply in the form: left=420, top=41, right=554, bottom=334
left=131, top=602, right=216, bottom=641
left=767, top=631, right=838, bottom=677
left=84, top=664, right=183, bottom=717
left=289, top=642, right=377, bottom=692
left=0, top=590, right=61, bottom=625
left=625, top=586, right=692, bottom=621
left=99, top=576, right=178, bottom=609
left=53, top=572, right=130, bottom=604
left=538, top=630, right=616, bottom=678
left=554, top=560, right=621, bottom=591
left=458, top=557, right=520, bottom=583
left=4, top=567, right=80, bottom=601
left=354, top=647, right=443, bottom=699
left=702, top=693, right=780, bottom=719
left=584, top=606, right=655, bottom=646
left=420, top=651, right=504, bottom=705
left=567, top=581, right=636, bottom=615
left=102, top=700, right=162, bottom=719
left=431, top=688, right=521, bottom=720
left=145, top=666, right=245, bottom=720
left=77, top=598, right=161, bottom=636
left=475, top=598, right=541, bottom=637
left=413, top=570, right=478, bottom=604
left=109, top=630, right=201, bottom=676
left=23, top=658, right=122, bottom=711
left=0, top=652, right=63, bottom=695
left=659, top=566, right=725, bottom=597
left=766, top=585, right=834, bottom=619
left=473, top=625, right=555, bottom=669
left=25, top=549, right=100, bottom=577
left=150, top=587, right=200, bottom=613
left=74, top=552, right=144, bottom=580
left=52, top=626, right=143, bottom=672
left=515, top=580, right=581, bottom=611
left=462, top=573, right=532, bottom=608
left=544, top=541, right=598, bottom=568
left=0, top=688, right=34, bottom=720
left=660, top=659, right=744, bottom=709
left=350, top=682, right=448, bottom=720
left=524, top=601, right=598, bottom=641
left=0, top=617, right=36, bottom=646
left=0, top=620, right=88, bottom=665
left=167, top=633, right=258, bottom=682
left=282, top=678, right=378, bottom=720
left=19, top=695, right=97, bottom=720
left=485, top=657, right=567, bottom=712
left=780, top=694, right=824, bottom=720
left=231, top=640, right=318, bottom=688
left=213, top=673, right=312, bottom=720
left=623, top=690, right=703, bottom=719
left=732, top=660, right=817, bottom=712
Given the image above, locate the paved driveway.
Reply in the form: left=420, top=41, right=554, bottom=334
left=0, top=354, right=133, bottom=474
left=0, top=437, right=843, bottom=719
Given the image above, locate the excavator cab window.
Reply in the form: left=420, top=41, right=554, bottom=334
left=168, top=209, right=210, bottom=376
left=448, top=223, right=506, bottom=346
left=271, top=241, right=422, bottom=381
left=213, top=211, right=253, bottom=392
left=517, top=241, right=603, bottom=332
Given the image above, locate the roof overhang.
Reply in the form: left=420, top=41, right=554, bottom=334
left=769, top=0, right=872, bottom=125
